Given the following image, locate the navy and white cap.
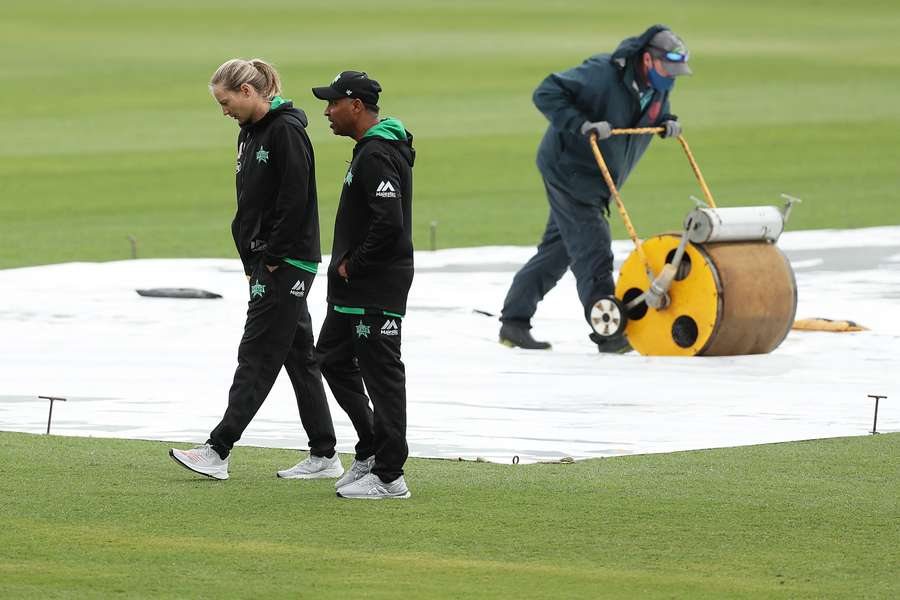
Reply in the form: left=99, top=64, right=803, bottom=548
left=647, top=30, right=692, bottom=76
left=312, top=71, right=382, bottom=105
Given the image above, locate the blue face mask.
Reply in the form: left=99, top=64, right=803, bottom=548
left=648, top=64, right=675, bottom=92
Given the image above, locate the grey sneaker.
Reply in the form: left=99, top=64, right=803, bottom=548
left=277, top=453, right=344, bottom=479
left=499, top=323, right=551, bottom=350
left=169, top=443, right=229, bottom=480
left=336, top=473, right=411, bottom=500
left=334, top=455, right=375, bottom=489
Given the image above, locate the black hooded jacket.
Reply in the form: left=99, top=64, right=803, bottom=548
left=326, top=118, right=415, bottom=315
left=232, top=100, right=321, bottom=274
left=534, top=24, right=676, bottom=206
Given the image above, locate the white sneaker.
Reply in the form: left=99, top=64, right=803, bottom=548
left=336, top=473, right=411, bottom=500
left=334, top=455, right=375, bottom=489
left=169, top=444, right=229, bottom=480
left=277, top=453, right=344, bottom=479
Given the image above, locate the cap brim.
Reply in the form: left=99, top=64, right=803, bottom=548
left=664, top=61, right=692, bottom=76
left=311, top=86, right=344, bottom=100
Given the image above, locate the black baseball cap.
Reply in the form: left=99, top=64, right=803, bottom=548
left=312, top=71, right=382, bottom=105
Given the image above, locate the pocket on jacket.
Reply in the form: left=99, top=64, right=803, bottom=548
left=558, top=131, right=567, bottom=154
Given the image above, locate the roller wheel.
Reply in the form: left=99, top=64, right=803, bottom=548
left=590, top=296, right=627, bottom=338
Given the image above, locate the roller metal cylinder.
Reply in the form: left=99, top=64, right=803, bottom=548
left=685, top=206, right=785, bottom=244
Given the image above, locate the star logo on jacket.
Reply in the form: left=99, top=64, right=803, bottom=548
left=256, top=147, right=269, bottom=164
left=250, top=280, right=266, bottom=299
left=355, top=321, right=371, bottom=339
left=344, top=169, right=353, bottom=187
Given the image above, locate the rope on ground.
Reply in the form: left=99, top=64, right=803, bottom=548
left=792, top=318, right=869, bottom=332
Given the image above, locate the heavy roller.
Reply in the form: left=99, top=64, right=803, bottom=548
left=588, top=129, right=798, bottom=357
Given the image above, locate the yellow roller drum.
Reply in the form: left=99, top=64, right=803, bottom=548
left=615, top=235, right=797, bottom=356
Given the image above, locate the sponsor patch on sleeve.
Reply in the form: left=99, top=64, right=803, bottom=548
left=375, top=180, right=399, bottom=198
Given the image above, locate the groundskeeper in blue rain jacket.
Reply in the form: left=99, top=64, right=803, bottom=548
left=534, top=24, right=677, bottom=207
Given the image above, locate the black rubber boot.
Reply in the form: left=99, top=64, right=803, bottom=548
left=589, top=332, right=632, bottom=354
left=499, top=323, right=552, bottom=350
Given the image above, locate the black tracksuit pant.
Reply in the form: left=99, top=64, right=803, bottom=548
left=208, top=262, right=336, bottom=459
left=316, top=309, right=408, bottom=483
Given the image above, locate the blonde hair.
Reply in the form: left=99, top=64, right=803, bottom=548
left=210, top=58, right=282, bottom=100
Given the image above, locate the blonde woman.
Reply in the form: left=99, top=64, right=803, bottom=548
left=170, top=59, right=340, bottom=482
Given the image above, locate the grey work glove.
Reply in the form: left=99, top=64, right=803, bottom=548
left=580, top=120, right=612, bottom=140
left=661, top=120, right=682, bottom=138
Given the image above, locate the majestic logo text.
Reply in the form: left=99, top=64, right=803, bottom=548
left=375, top=181, right=397, bottom=198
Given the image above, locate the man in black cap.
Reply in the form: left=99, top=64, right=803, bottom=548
left=499, top=25, right=692, bottom=353
left=311, top=71, right=416, bottom=499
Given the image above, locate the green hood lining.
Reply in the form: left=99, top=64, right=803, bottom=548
left=362, top=118, right=407, bottom=141
left=269, top=96, right=290, bottom=111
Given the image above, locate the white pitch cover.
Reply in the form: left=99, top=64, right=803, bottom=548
left=1, top=227, right=898, bottom=463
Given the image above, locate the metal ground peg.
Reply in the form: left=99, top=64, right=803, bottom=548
left=868, top=394, right=886, bottom=434
left=429, top=221, right=438, bottom=251
left=39, top=396, right=67, bottom=434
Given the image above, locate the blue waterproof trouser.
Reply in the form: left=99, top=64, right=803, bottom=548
left=500, top=177, right=615, bottom=327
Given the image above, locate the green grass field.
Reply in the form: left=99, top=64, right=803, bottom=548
left=1, top=0, right=899, bottom=268
left=1, top=431, right=897, bottom=599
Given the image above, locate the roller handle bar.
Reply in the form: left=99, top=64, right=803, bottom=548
left=588, top=133, right=651, bottom=278
left=606, top=128, right=717, bottom=208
